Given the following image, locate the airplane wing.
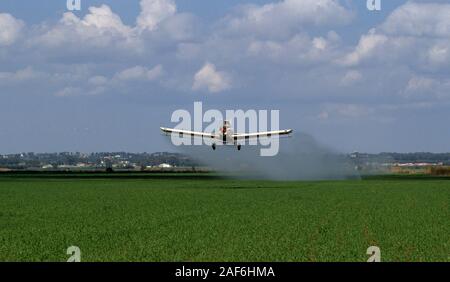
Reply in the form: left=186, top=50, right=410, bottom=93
left=233, top=129, right=293, bottom=140
left=160, top=127, right=216, bottom=139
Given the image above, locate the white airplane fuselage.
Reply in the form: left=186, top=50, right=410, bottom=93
left=218, top=122, right=235, bottom=145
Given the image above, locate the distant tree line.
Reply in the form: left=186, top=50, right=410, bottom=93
left=1, top=151, right=449, bottom=170
left=0, top=152, right=200, bottom=169
left=377, top=152, right=450, bottom=164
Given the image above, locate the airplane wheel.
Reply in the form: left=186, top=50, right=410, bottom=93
left=237, top=145, right=241, bottom=151
left=212, top=144, right=216, bottom=150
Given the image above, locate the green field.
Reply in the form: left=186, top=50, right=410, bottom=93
left=0, top=173, right=448, bottom=262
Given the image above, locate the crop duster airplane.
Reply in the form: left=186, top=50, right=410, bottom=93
left=160, top=120, right=293, bottom=151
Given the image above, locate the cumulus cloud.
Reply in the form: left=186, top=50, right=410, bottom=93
left=221, top=0, right=352, bottom=39
left=339, top=29, right=387, bottom=66
left=32, top=4, right=137, bottom=50
left=2, top=0, right=450, bottom=153
left=381, top=2, right=450, bottom=37
left=137, top=0, right=177, bottom=31
left=2, top=0, right=450, bottom=106
left=340, top=2, right=450, bottom=70
left=0, top=13, right=24, bottom=46
left=4, top=0, right=352, bottom=98
left=192, top=62, right=231, bottom=93
left=80, top=5, right=132, bottom=36
left=247, top=31, right=342, bottom=64
left=26, top=0, right=199, bottom=62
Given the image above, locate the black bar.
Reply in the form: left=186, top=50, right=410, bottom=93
left=0, top=262, right=448, bottom=281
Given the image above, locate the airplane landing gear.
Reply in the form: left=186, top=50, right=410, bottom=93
left=237, top=145, right=241, bottom=151
left=212, top=143, right=216, bottom=150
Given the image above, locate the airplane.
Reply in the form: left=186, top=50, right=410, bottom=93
left=160, top=120, right=293, bottom=151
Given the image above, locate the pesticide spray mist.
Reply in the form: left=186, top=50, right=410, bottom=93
left=172, top=132, right=360, bottom=180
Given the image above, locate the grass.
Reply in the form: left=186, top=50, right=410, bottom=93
left=0, top=173, right=448, bottom=262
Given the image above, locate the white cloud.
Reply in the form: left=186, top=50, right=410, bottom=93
left=28, top=0, right=196, bottom=59
left=0, top=13, right=24, bottom=46
left=341, top=2, right=450, bottom=69
left=247, top=31, right=341, bottom=64
left=80, top=5, right=132, bottom=36
left=115, top=65, right=163, bottom=81
left=2, top=0, right=450, bottom=153
left=339, top=29, right=387, bottom=66
left=221, top=0, right=352, bottom=39
left=2, top=0, right=450, bottom=105
left=33, top=5, right=136, bottom=49
left=137, top=0, right=177, bottom=31
left=381, top=2, right=450, bottom=37
left=193, top=62, right=231, bottom=93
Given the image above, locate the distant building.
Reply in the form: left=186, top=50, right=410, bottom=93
left=350, top=151, right=359, bottom=158
left=158, top=163, right=172, bottom=168
left=394, top=162, right=441, bottom=167
left=58, top=165, right=78, bottom=169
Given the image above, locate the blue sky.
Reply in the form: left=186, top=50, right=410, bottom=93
left=0, top=0, right=449, bottom=154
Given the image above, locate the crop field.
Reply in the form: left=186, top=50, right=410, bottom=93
left=0, top=173, right=448, bottom=262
